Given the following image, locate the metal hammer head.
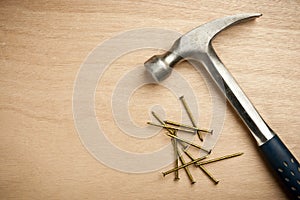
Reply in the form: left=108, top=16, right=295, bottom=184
left=145, top=13, right=262, bottom=82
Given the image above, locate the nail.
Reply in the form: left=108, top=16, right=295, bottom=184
left=164, top=120, right=213, bottom=134
left=151, top=111, right=165, bottom=125
left=151, top=111, right=188, bottom=149
left=170, top=132, right=180, bottom=180
left=162, top=155, right=207, bottom=176
left=195, top=152, right=244, bottom=166
left=151, top=111, right=179, bottom=180
left=179, top=96, right=196, bottom=126
left=147, top=122, right=195, bottom=134
left=151, top=111, right=175, bottom=135
left=166, top=133, right=211, bottom=153
left=171, top=138, right=180, bottom=180
left=198, top=165, right=219, bottom=184
left=182, top=148, right=219, bottom=184
left=177, top=151, right=196, bottom=184
left=179, top=96, right=203, bottom=141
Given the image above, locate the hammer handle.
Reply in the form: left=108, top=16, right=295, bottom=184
left=203, top=47, right=300, bottom=198
left=260, top=135, right=300, bottom=199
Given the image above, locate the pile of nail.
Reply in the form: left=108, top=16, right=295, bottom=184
left=147, top=96, right=243, bottom=184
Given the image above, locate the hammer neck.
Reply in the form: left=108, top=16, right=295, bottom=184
left=203, top=47, right=275, bottom=145
left=162, top=51, right=183, bottom=68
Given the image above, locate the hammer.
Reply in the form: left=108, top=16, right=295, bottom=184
left=144, top=13, right=299, bottom=199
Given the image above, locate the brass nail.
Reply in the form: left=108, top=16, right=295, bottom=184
left=166, top=133, right=211, bottom=153
left=162, top=155, right=207, bottom=176
left=170, top=130, right=180, bottom=180
left=179, top=96, right=196, bottom=127
left=196, top=131, right=203, bottom=141
left=179, top=96, right=203, bottom=141
left=177, top=151, right=196, bottom=184
left=198, top=165, right=219, bottom=184
left=182, top=148, right=198, bottom=161
left=182, top=148, right=219, bottom=184
left=151, top=111, right=179, bottom=180
left=151, top=111, right=175, bottom=135
left=171, top=138, right=180, bottom=180
left=150, top=112, right=188, bottom=149
left=147, top=122, right=195, bottom=134
left=151, top=111, right=165, bottom=126
left=164, top=120, right=213, bottom=134
left=195, top=152, right=244, bottom=166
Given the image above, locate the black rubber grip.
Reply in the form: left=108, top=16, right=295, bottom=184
left=260, top=135, right=300, bottom=199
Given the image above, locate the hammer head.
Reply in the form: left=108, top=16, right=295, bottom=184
left=144, top=53, right=173, bottom=82
left=145, top=13, right=262, bottom=82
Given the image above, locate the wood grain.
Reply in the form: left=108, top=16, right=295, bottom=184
left=0, top=0, right=299, bottom=199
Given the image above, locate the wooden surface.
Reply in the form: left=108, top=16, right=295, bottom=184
left=0, top=1, right=299, bottom=199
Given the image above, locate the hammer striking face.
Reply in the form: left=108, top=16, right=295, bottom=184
left=144, top=14, right=300, bottom=199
